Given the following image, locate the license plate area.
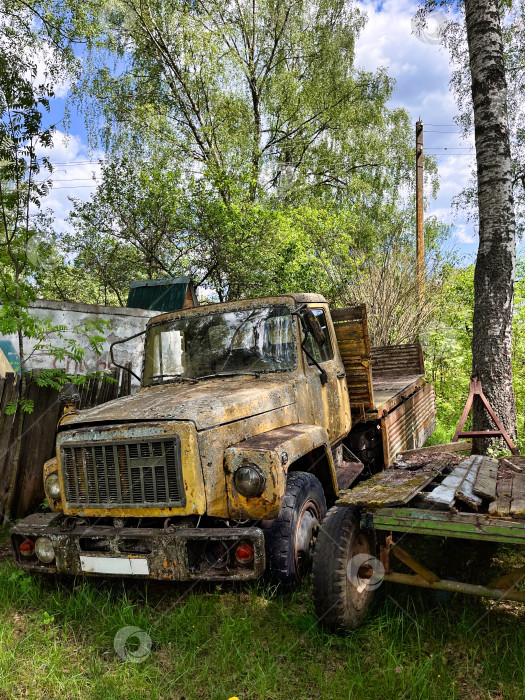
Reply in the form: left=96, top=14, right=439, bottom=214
left=79, top=556, right=149, bottom=575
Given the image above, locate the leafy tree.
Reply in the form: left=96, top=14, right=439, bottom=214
left=55, top=158, right=362, bottom=303
left=0, top=62, right=107, bottom=404
left=71, top=0, right=423, bottom=210
left=0, top=57, right=110, bottom=522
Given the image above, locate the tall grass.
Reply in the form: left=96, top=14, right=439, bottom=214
left=0, top=542, right=524, bottom=700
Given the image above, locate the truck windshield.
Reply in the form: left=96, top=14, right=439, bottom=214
left=143, top=305, right=297, bottom=384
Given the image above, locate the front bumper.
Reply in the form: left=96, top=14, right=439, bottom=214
left=11, top=513, right=265, bottom=581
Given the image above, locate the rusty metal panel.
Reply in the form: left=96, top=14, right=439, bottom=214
left=332, top=305, right=374, bottom=411
left=224, top=423, right=335, bottom=519
left=61, top=437, right=185, bottom=510
left=56, top=421, right=206, bottom=518
left=11, top=515, right=266, bottom=581
left=372, top=344, right=425, bottom=377
left=381, top=383, right=436, bottom=466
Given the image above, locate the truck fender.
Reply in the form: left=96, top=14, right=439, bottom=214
left=224, top=424, right=337, bottom=520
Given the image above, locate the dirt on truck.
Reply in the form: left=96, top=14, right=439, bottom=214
left=11, top=294, right=436, bottom=585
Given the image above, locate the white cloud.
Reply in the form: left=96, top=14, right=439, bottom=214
left=33, top=44, right=71, bottom=99
left=355, top=0, right=477, bottom=248
left=35, top=130, right=104, bottom=232
left=453, top=223, right=476, bottom=245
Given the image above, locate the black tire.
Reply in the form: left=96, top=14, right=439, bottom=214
left=263, top=471, right=326, bottom=586
left=312, top=505, right=376, bottom=631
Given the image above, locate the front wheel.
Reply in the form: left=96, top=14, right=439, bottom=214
left=312, top=506, right=377, bottom=631
left=263, top=471, right=326, bottom=586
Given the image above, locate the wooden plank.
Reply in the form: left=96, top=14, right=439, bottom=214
left=400, top=441, right=471, bottom=458
left=456, top=455, right=483, bottom=510
left=331, top=305, right=367, bottom=323
left=337, top=461, right=448, bottom=509
left=500, top=457, right=524, bottom=473
left=473, top=456, right=498, bottom=500
left=0, top=373, right=19, bottom=518
left=425, top=456, right=476, bottom=508
left=11, top=377, right=62, bottom=519
left=366, top=507, right=525, bottom=545
left=510, top=475, right=525, bottom=518
left=332, top=305, right=374, bottom=413
left=489, top=478, right=512, bottom=516
left=376, top=377, right=427, bottom=417
left=335, top=461, right=364, bottom=490
left=371, top=343, right=425, bottom=377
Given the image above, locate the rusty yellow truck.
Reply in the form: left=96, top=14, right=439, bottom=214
left=11, top=294, right=436, bottom=584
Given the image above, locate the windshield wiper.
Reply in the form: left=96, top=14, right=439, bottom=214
left=150, top=374, right=197, bottom=383
left=193, top=371, right=262, bottom=380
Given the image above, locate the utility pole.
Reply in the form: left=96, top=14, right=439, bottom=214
left=416, top=119, right=424, bottom=299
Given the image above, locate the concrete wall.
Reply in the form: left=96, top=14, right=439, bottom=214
left=0, top=299, right=160, bottom=384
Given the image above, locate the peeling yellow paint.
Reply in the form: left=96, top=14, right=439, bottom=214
left=46, top=297, right=351, bottom=523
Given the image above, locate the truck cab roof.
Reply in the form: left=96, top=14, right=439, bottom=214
left=147, top=293, right=328, bottom=327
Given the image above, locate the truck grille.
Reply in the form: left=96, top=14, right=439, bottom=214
left=61, top=438, right=185, bottom=509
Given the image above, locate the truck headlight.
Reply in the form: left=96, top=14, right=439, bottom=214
left=35, top=537, right=55, bottom=563
left=234, top=463, right=265, bottom=497
left=45, top=473, right=61, bottom=500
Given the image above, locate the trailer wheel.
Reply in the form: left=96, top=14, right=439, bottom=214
left=263, top=471, right=326, bottom=586
left=312, top=505, right=377, bottom=631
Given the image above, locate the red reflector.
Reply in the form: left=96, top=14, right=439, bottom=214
left=235, top=543, right=254, bottom=564
left=19, top=539, right=35, bottom=557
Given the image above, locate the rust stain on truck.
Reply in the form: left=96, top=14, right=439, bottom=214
left=12, top=293, right=436, bottom=584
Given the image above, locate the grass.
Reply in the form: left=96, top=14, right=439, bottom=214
left=0, top=530, right=524, bottom=700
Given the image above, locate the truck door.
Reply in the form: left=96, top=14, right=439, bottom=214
left=302, top=306, right=351, bottom=443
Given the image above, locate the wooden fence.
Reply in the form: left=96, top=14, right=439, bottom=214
left=0, top=368, right=132, bottom=521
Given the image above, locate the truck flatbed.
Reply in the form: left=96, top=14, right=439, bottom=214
left=371, top=374, right=425, bottom=415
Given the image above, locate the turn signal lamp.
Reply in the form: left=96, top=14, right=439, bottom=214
left=235, top=543, right=254, bottom=564
left=19, top=539, right=35, bottom=557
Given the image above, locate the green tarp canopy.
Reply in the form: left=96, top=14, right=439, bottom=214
left=126, top=277, right=197, bottom=312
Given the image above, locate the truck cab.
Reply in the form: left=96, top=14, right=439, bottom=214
left=11, top=294, right=435, bottom=585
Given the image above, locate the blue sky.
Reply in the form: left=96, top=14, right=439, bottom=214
left=38, top=0, right=478, bottom=260
left=354, top=0, right=478, bottom=259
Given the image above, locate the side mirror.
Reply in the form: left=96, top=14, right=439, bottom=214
left=110, top=330, right=145, bottom=383
left=302, top=309, right=327, bottom=347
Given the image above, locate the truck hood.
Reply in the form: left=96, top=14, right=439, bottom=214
left=61, top=376, right=296, bottom=431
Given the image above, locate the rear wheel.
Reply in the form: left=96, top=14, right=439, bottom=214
left=263, top=471, right=326, bottom=586
left=312, top=505, right=377, bottom=630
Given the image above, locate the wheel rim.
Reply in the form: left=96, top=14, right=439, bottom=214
left=348, top=533, right=372, bottom=611
left=294, top=500, right=322, bottom=580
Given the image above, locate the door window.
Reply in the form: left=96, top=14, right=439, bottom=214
left=303, top=309, right=334, bottom=364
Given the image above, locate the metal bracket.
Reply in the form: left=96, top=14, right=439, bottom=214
left=452, top=375, right=518, bottom=454
left=382, top=538, right=525, bottom=603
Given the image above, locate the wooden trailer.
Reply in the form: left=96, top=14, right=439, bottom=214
left=312, top=452, right=525, bottom=631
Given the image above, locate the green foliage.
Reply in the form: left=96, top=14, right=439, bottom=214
left=60, top=154, right=445, bottom=313
left=425, top=258, right=525, bottom=449
left=0, top=25, right=110, bottom=414
left=72, top=0, right=420, bottom=205
left=425, top=265, right=474, bottom=444
left=5, top=398, right=32, bottom=415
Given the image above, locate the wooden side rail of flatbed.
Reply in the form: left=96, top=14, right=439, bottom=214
left=331, top=305, right=436, bottom=466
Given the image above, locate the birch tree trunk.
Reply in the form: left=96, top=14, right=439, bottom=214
left=464, top=0, right=517, bottom=452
